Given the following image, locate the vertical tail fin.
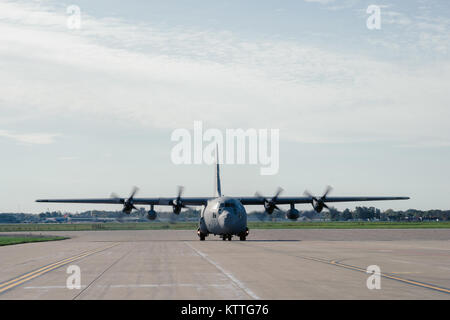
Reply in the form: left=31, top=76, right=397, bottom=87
left=214, top=144, right=222, bottom=197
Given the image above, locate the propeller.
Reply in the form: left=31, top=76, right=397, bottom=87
left=111, top=186, right=140, bottom=215
left=172, top=186, right=186, bottom=215
left=304, top=185, right=333, bottom=213
left=255, top=187, right=284, bottom=214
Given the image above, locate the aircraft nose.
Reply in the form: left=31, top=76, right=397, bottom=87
left=218, top=210, right=236, bottom=230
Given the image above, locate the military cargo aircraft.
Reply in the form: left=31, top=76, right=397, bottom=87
left=37, top=150, right=409, bottom=241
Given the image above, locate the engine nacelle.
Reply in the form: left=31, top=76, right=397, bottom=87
left=264, top=202, right=275, bottom=214
left=173, top=206, right=181, bottom=215
left=312, top=199, right=324, bottom=213
left=122, top=208, right=132, bottom=215
left=147, top=209, right=157, bottom=220
left=286, top=208, right=300, bottom=220
left=122, top=201, right=133, bottom=214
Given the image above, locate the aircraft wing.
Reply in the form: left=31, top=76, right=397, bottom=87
left=135, top=197, right=212, bottom=206
left=36, top=197, right=212, bottom=206
left=36, top=196, right=409, bottom=206
left=36, top=198, right=123, bottom=204
left=238, top=196, right=409, bottom=205
left=306, top=196, right=410, bottom=203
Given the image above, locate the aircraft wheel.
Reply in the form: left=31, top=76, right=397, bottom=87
left=239, top=236, right=246, bottom=241
left=199, top=234, right=205, bottom=241
left=227, top=235, right=232, bottom=241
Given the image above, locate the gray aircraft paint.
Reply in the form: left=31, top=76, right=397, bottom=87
left=201, top=197, right=247, bottom=237
left=199, top=146, right=247, bottom=238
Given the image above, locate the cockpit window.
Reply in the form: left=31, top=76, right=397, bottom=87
left=219, top=202, right=235, bottom=208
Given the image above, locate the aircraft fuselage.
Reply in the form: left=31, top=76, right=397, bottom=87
left=198, top=197, right=248, bottom=240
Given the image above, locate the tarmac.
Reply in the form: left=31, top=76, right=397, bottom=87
left=0, top=229, right=449, bottom=299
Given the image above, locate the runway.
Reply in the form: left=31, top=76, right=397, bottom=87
left=0, top=229, right=449, bottom=299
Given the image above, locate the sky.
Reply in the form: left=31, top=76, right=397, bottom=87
left=0, top=0, right=449, bottom=213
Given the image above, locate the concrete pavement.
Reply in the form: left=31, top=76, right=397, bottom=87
left=0, top=229, right=449, bottom=299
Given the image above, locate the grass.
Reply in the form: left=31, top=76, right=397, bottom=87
left=248, top=221, right=450, bottom=229
left=0, top=235, right=68, bottom=246
left=0, top=221, right=448, bottom=232
left=0, top=222, right=198, bottom=232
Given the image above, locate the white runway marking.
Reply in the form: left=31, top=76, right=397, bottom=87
left=184, top=242, right=260, bottom=300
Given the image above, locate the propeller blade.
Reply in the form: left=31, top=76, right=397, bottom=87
left=171, top=186, right=186, bottom=212
left=130, top=186, right=139, bottom=199
left=303, top=190, right=318, bottom=201
left=110, top=193, right=124, bottom=204
left=256, top=187, right=283, bottom=202
left=273, top=187, right=284, bottom=199
left=322, top=185, right=333, bottom=198
left=254, top=191, right=266, bottom=202
left=305, top=186, right=333, bottom=212
left=256, top=188, right=284, bottom=213
left=177, top=185, right=184, bottom=199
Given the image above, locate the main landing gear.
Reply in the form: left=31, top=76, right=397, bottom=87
left=222, top=235, right=232, bottom=241
left=239, top=227, right=249, bottom=241
left=201, top=228, right=249, bottom=241
left=221, top=228, right=250, bottom=241
left=197, top=228, right=207, bottom=241
left=222, top=234, right=246, bottom=241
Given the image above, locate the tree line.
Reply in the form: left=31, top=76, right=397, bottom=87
left=0, top=207, right=449, bottom=223
left=253, top=207, right=449, bottom=221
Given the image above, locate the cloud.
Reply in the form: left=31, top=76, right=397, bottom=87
left=358, top=6, right=450, bottom=55
left=304, top=0, right=335, bottom=4
left=0, top=130, right=59, bottom=145
left=383, top=10, right=412, bottom=26
left=57, top=156, right=79, bottom=161
left=0, top=1, right=449, bottom=147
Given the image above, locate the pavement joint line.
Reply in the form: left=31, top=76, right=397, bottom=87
left=23, top=283, right=235, bottom=290
left=301, top=255, right=450, bottom=295
left=72, top=244, right=133, bottom=300
left=0, top=251, right=97, bottom=290
left=0, top=245, right=118, bottom=294
left=184, top=242, right=260, bottom=300
left=0, top=251, right=96, bottom=289
left=0, top=243, right=119, bottom=294
left=245, top=243, right=450, bottom=295
left=1, top=252, right=100, bottom=293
